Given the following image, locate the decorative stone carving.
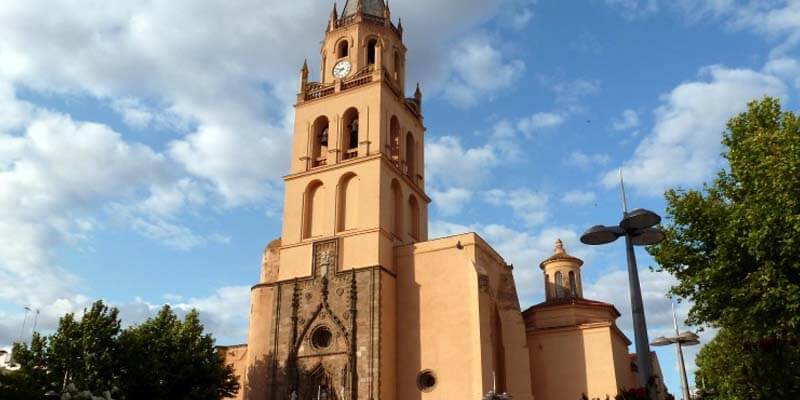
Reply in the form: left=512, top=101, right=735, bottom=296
left=314, top=239, right=338, bottom=277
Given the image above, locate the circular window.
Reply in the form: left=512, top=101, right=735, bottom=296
left=417, top=370, right=437, bottom=392
left=311, top=326, right=333, bottom=349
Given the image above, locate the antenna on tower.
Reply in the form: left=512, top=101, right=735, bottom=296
left=619, top=168, right=629, bottom=215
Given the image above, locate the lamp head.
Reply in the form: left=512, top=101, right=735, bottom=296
left=631, top=227, right=666, bottom=246
left=678, top=331, right=701, bottom=345
left=580, top=225, right=623, bottom=246
left=650, top=336, right=674, bottom=346
left=620, top=208, right=661, bottom=231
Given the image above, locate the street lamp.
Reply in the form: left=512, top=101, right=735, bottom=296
left=580, top=173, right=665, bottom=399
left=651, top=304, right=700, bottom=400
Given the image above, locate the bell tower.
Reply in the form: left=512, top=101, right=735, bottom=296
left=281, top=0, right=428, bottom=280
left=242, top=2, right=427, bottom=399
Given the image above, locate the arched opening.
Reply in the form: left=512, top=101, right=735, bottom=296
left=408, top=195, right=420, bottom=240
left=342, top=108, right=359, bottom=160
left=337, top=40, right=349, bottom=58
left=405, top=132, right=416, bottom=179
left=569, top=271, right=578, bottom=298
left=389, top=116, right=400, bottom=163
left=391, top=179, right=402, bottom=239
left=544, top=273, right=550, bottom=299
left=337, top=173, right=360, bottom=232
left=306, top=365, right=338, bottom=400
left=312, top=116, right=329, bottom=168
left=303, top=181, right=326, bottom=239
left=367, top=39, right=378, bottom=65
left=555, top=271, right=564, bottom=298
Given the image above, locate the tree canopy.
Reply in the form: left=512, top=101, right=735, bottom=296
left=648, top=97, right=800, bottom=399
left=1, top=300, right=239, bottom=400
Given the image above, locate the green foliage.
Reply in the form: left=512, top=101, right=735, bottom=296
left=2, top=301, right=239, bottom=400
left=117, top=306, right=240, bottom=399
left=694, top=328, right=799, bottom=400
left=648, top=97, right=800, bottom=398
left=48, top=301, right=122, bottom=394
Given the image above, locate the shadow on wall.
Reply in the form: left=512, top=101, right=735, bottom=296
left=397, top=253, right=423, bottom=400
left=244, top=355, right=349, bottom=400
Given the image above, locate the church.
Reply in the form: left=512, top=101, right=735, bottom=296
left=220, top=1, right=666, bottom=399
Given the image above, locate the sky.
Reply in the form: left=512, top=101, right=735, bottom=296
left=1, top=0, right=799, bottom=395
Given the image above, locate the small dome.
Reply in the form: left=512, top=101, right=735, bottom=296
left=342, top=0, right=386, bottom=17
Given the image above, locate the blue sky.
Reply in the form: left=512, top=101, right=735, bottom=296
left=2, top=0, right=799, bottom=394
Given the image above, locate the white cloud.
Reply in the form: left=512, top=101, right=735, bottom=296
left=426, top=136, right=499, bottom=188
left=431, top=187, right=474, bottom=216
left=565, top=151, right=612, bottom=168
left=552, top=79, right=601, bottom=113
left=603, top=64, right=787, bottom=195
left=443, top=32, right=526, bottom=108
left=613, top=109, right=640, bottom=131
left=605, top=0, right=660, bottom=19
left=517, top=112, right=566, bottom=134
left=0, top=90, right=173, bottom=307
left=511, top=8, right=535, bottom=30
left=562, top=190, right=597, bottom=205
left=764, top=56, right=800, bottom=88
left=483, top=189, right=549, bottom=226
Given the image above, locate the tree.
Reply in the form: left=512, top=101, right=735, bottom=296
left=2, top=301, right=239, bottom=399
left=48, top=301, right=122, bottom=394
left=117, top=305, right=239, bottom=400
left=648, top=97, right=800, bottom=399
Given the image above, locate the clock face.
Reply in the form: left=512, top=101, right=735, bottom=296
left=333, top=60, right=352, bottom=79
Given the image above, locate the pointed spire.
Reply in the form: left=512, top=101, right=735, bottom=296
left=398, top=17, right=404, bottom=34
left=414, top=82, right=422, bottom=102
left=383, top=0, right=390, bottom=19
left=329, top=3, right=339, bottom=30
left=300, top=59, right=309, bottom=89
left=342, top=0, right=386, bottom=18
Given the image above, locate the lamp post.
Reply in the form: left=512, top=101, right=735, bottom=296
left=580, top=173, right=665, bottom=399
left=651, top=303, right=700, bottom=400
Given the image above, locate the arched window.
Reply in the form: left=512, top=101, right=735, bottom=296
left=337, top=173, right=360, bottom=232
left=544, top=273, right=550, bottom=299
left=342, top=108, right=359, bottom=160
left=367, top=39, right=378, bottom=65
left=408, top=195, right=420, bottom=240
left=338, top=40, right=349, bottom=58
left=389, top=116, right=400, bottom=162
left=311, top=116, right=329, bottom=168
left=303, top=181, right=325, bottom=239
left=391, top=180, right=402, bottom=238
left=555, top=272, right=564, bottom=298
left=405, top=132, right=416, bottom=179
left=569, top=271, right=578, bottom=298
